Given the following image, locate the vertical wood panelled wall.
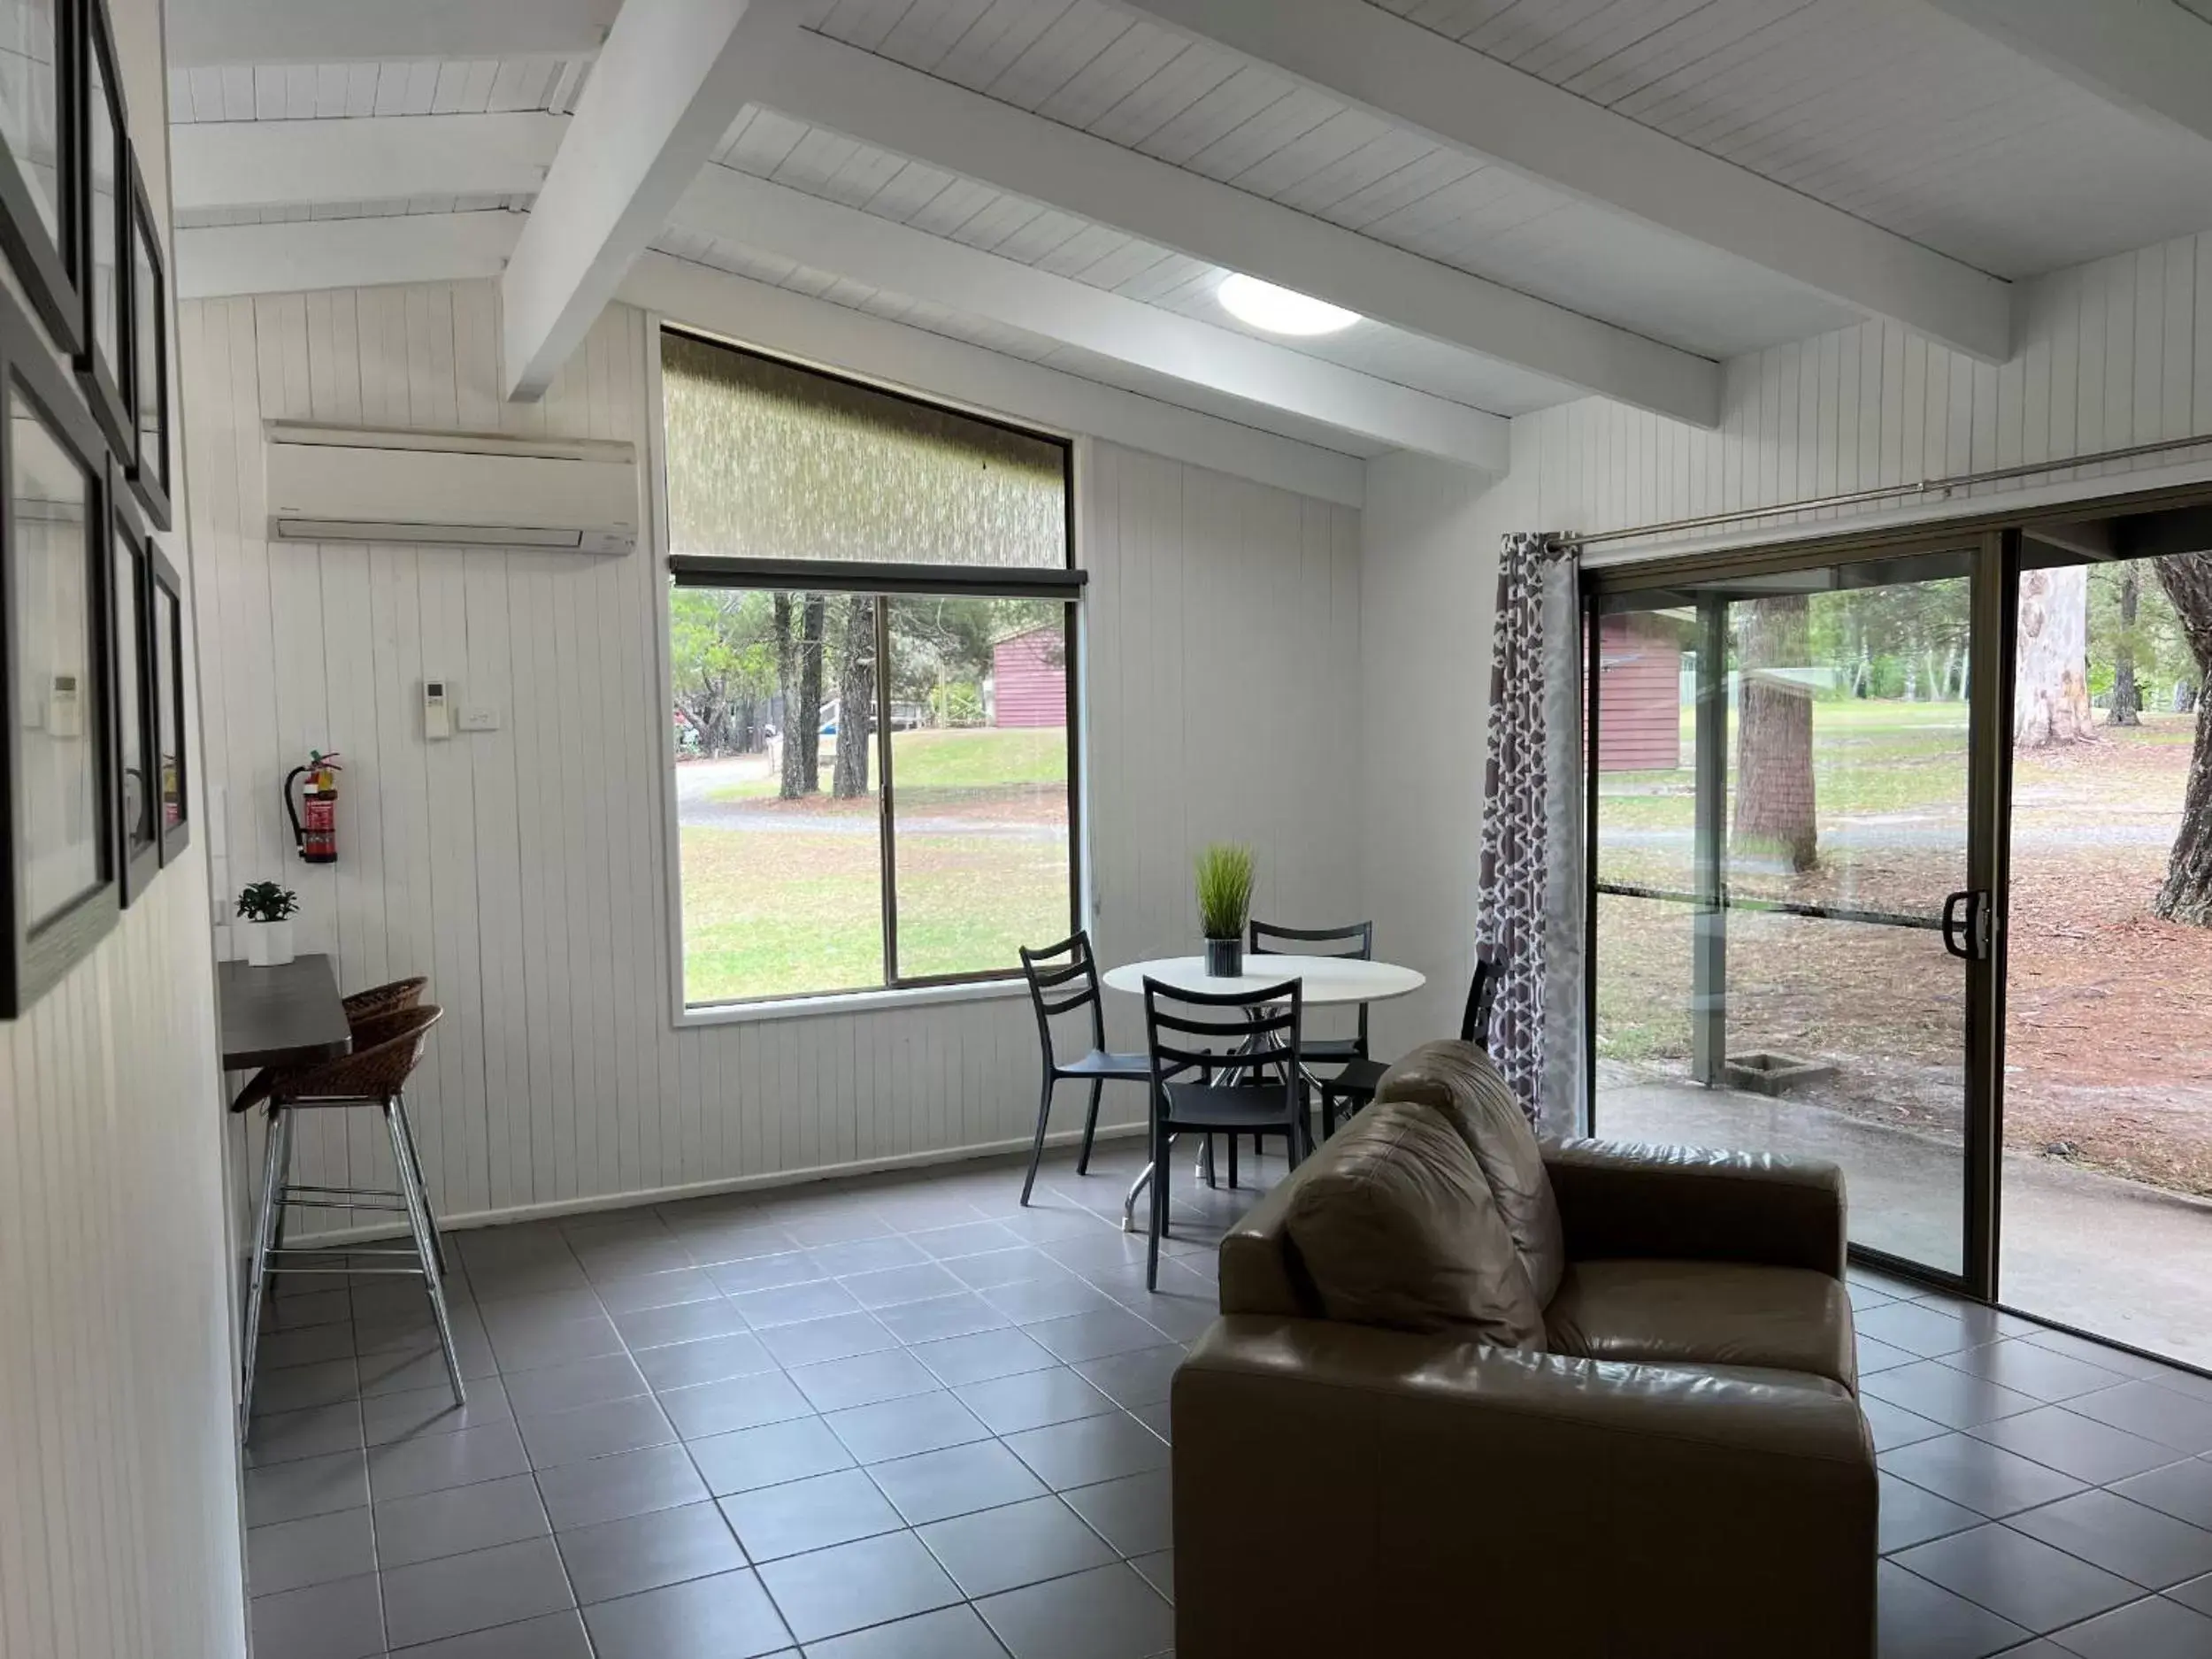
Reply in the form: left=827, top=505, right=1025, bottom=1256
left=0, top=2, right=250, bottom=1656
left=1514, top=231, right=2212, bottom=549
left=182, top=282, right=1362, bottom=1237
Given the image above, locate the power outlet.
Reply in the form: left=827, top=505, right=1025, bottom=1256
left=457, top=705, right=501, bottom=733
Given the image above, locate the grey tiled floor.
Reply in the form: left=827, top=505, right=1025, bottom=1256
left=245, top=1136, right=2212, bottom=1659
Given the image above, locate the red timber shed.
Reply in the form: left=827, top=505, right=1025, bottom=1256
left=991, top=625, right=1066, bottom=728
left=1595, top=613, right=1683, bottom=772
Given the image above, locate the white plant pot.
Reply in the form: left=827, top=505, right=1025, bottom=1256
left=244, top=918, right=296, bottom=967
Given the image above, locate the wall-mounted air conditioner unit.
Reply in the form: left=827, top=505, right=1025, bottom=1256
left=265, top=421, right=639, bottom=554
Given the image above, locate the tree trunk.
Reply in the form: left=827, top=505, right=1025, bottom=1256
left=2108, top=564, right=2142, bottom=726
left=1733, top=595, right=1818, bottom=872
left=2153, top=553, right=2212, bottom=925
left=2015, top=565, right=2093, bottom=745
left=795, top=595, right=826, bottom=792
left=774, top=594, right=803, bottom=798
left=832, top=595, right=875, bottom=799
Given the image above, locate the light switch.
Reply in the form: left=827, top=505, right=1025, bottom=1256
left=457, top=705, right=501, bottom=732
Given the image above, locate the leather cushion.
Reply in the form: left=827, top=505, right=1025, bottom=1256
left=1281, top=1098, right=1545, bottom=1348
left=1377, top=1039, right=1565, bottom=1306
left=1545, top=1259, right=1857, bottom=1390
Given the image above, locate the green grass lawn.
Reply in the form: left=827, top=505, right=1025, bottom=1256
left=708, top=726, right=1066, bottom=807
left=1598, top=699, right=1971, bottom=835
left=680, top=729, right=1073, bottom=1002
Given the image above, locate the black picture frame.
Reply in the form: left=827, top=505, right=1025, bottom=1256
left=0, top=0, right=82, bottom=357
left=0, top=278, right=116, bottom=1018
left=124, top=158, right=167, bottom=528
left=150, top=537, right=186, bottom=864
left=73, top=0, right=127, bottom=458
left=108, top=460, right=154, bottom=902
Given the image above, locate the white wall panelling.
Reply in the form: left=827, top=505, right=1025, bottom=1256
left=1520, top=231, right=2212, bottom=563
left=0, top=0, right=249, bottom=1655
left=1356, top=452, right=1513, bottom=1058
left=185, top=280, right=1363, bottom=1235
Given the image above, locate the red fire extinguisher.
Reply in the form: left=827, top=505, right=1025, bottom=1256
left=285, top=750, right=342, bottom=864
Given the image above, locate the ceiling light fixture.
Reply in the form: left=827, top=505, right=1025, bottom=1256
left=1216, top=273, right=1360, bottom=336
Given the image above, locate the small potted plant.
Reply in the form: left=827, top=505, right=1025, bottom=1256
left=236, top=881, right=301, bottom=967
left=1195, top=842, right=1256, bottom=977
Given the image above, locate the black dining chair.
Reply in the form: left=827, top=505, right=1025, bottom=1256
left=1248, top=918, right=1373, bottom=1066
left=1316, top=947, right=1503, bottom=1136
left=1018, top=932, right=1150, bottom=1206
left=1246, top=918, right=1372, bottom=1154
left=1141, top=976, right=1310, bottom=1288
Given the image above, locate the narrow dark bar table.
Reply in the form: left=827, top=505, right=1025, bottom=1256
left=218, top=954, right=352, bottom=1071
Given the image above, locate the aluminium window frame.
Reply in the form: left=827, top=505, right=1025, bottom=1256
left=651, top=321, right=1085, bottom=1027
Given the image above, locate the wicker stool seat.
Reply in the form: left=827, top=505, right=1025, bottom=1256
left=239, top=1004, right=462, bottom=1423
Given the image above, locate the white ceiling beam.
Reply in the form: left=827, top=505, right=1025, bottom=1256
left=166, top=0, right=618, bottom=66
left=176, top=211, right=521, bottom=299
left=171, top=113, right=565, bottom=214
left=624, top=252, right=1366, bottom=506
left=1119, top=0, right=2012, bottom=365
left=740, top=19, right=1718, bottom=427
left=500, top=0, right=762, bottom=402
left=669, top=165, right=1508, bottom=468
left=1920, top=0, right=2212, bottom=146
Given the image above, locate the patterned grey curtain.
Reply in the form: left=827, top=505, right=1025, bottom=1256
left=1476, top=532, right=1586, bottom=1135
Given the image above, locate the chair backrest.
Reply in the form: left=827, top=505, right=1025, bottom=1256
left=1461, top=949, right=1503, bottom=1048
left=273, top=1005, right=443, bottom=1103
left=1248, top=918, right=1372, bottom=960
left=1141, top=977, right=1303, bottom=1109
left=1018, top=931, right=1106, bottom=1058
left=342, top=975, right=428, bottom=1025
left=1249, top=919, right=1371, bottom=1048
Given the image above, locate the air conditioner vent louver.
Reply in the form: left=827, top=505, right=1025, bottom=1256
left=265, top=421, right=638, bottom=555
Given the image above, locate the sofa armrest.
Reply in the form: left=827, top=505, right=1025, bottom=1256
left=1171, top=1317, right=1875, bottom=1659
left=1543, top=1138, right=1848, bottom=1279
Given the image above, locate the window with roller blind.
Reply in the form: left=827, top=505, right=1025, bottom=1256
left=657, top=327, right=1080, bottom=1012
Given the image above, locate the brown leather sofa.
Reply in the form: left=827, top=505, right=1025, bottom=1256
left=1171, top=1040, right=1877, bottom=1659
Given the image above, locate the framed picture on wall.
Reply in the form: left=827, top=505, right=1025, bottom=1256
left=150, top=537, right=185, bottom=863
left=73, top=0, right=127, bottom=457
left=0, top=0, right=82, bottom=357
left=109, top=461, right=153, bottom=902
left=0, top=279, right=117, bottom=1017
left=125, top=160, right=165, bottom=527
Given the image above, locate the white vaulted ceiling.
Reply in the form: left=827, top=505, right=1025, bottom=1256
left=160, top=0, right=2212, bottom=465
left=1366, top=0, right=2212, bottom=279
left=796, top=0, right=1859, bottom=359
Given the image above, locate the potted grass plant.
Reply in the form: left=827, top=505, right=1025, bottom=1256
left=236, top=881, right=301, bottom=967
left=1195, top=842, right=1256, bottom=977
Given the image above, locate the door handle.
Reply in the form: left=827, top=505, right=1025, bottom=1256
left=1941, top=890, right=1991, bottom=960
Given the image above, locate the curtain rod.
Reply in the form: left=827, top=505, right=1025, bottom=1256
left=1571, top=431, right=2212, bottom=548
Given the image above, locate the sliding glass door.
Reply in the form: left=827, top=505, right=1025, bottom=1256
left=1589, top=542, right=2003, bottom=1286
left=1996, top=525, right=2212, bottom=1365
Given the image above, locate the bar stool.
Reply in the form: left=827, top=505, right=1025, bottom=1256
left=231, top=973, right=445, bottom=1278
left=238, top=1005, right=460, bottom=1424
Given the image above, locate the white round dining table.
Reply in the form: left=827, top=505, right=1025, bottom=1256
left=1099, top=954, right=1425, bottom=1229
left=1101, top=953, right=1425, bottom=1005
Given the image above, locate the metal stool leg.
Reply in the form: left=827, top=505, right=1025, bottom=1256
left=240, top=1107, right=296, bottom=1427
left=385, top=1097, right=465, bottom=1406
left=393, top=1093, right=448, bottom=1279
